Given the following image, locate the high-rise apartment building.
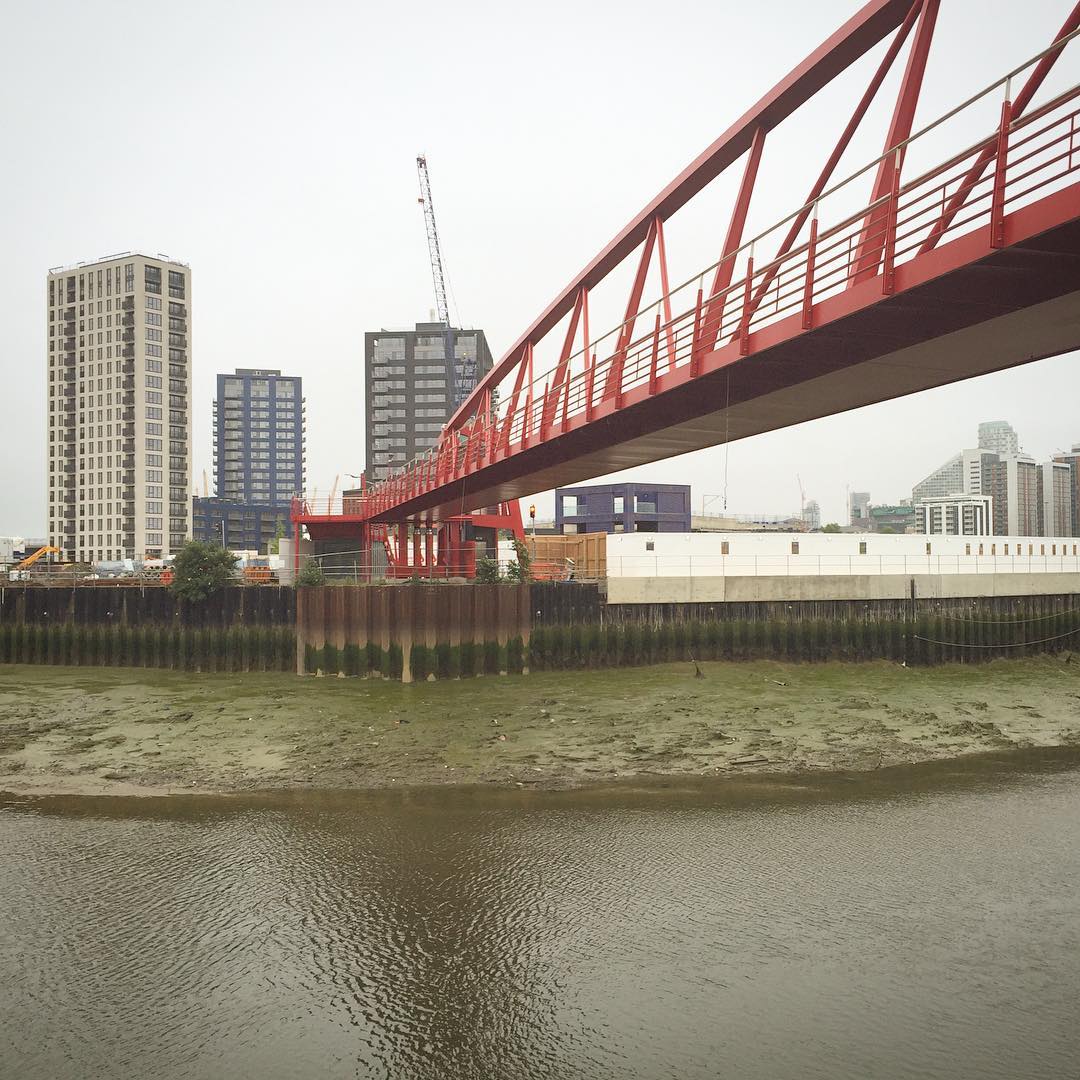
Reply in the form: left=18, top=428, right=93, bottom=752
left=364, top=322, right=494, bottom=483
left=1053, top=444, right=1080, bottom=536
left=1038, top=460, right=1074, bottom=537
left=212, top=368, right=305, bottom=505
left=46, top=253, right=191, bottom=562
left=978, top=420, right=1020, bottom=457
left=989, top=455, right=1040, bottom=534
left=915, top=493, right=993, bottom=535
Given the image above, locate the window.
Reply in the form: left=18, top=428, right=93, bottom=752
left=791, top=541, right=799, bottom=555
left=613, top=496, right=624, bottom=515
left=1004, top=544, right=1009, bottom=555
left=645, top=540, right=655, bottom=551
left=146, top=391, right=162, bottom=404
left=561, top=495, right=578, bottom=516
left=146, top=312, right=162, bottom=326
left=146, top=296, right=162, bottom=310
left=926, top=542, right=932, bottom=555
left=146, top=375, right=162, bottom=389
left=858, top=541, right=867, bottom=554
left=635, top=493, right=657, bottom=514
left=144, top=266, right=162, bottom=294
left=721, top=541, right=730, bottom=555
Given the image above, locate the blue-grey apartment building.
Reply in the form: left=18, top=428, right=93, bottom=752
left=555, top=482, right=691, bottom=534
left=193, top=368, right=305, bottom=549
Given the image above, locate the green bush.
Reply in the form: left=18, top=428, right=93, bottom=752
left=297, top=559, right=326, bottom=587
left=170, top=540, right=239, bottom=602
left=475, top=557, right=501, bottom=584
left=507, top=636, right=525, bottom=674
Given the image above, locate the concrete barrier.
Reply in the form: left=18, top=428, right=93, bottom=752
left=606, top=573, right=1080, bottom=605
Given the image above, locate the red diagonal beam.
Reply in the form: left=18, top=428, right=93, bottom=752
left=602, top=218, right=658, bottom=399
left=852, top=0, right=940, bottom=282
left=699, top=126, right=766, bottom=353
left=541, top=289, right=584, bottom=430
left=918, top=0, right=1080, bottom=255
left=654, top=218, right=676, bottom=373
left=445, top=0, right=919, bottom=432
left=744, top=0, right=922, bottom=322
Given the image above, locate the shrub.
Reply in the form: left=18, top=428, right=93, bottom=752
left=528, top=626, right=547, bottom=669
left=476, top=557, right=501, bottom=584
left=296, top=560, right=326, bottom=587
left=170, top=541, right=239, bottom=602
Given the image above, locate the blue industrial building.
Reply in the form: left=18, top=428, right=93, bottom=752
left=555, top=482, right=691, bottom=534
left=212, top=368, right=305, bottom=506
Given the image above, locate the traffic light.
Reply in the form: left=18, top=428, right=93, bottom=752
left=529, top=504, right=536, bottom=521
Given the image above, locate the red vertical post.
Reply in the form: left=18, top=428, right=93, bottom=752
left=990, top=93, right=1013, bottom=249
left=425, top=527, right=434, bottom=577
left=689, top=288, right=704, bottom=377
left=293, top=519, right=301, bottom=577
left=412, top=525, right=421, bottom=571
left=802, top=211, right=818, bottom=329
left=649, top=310, right=661, bottom=394
left=739, top=255, right=755, bottom=356
left=881, top=150, right=901, bottom=294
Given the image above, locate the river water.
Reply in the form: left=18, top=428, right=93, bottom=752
left=2, top=753, right=1079, bottom=1080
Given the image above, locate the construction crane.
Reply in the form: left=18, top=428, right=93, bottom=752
left=416, top=155, right=471, bottom=408
left=796, top=474, right=807, bottom=531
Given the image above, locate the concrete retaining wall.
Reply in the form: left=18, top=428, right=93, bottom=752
left=606, top=573, right=1080, bottom=605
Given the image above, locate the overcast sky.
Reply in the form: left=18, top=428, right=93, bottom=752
left=3, top=0, right=1077, bottom=536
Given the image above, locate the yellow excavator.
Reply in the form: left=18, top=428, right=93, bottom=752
left=12, top=545, right=61, bottom=571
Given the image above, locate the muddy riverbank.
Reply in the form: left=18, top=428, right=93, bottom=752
left=1, top=658, right=1079, bottom=797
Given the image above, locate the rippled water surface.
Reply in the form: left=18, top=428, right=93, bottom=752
left=3, top=754, right=1080, bottom=1080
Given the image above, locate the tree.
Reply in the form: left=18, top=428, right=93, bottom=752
left=821, top=522, right=842, bottom=533
left=270, top=517, right=287, bottom=555
left=169, top=540, right=239, bottom=601
left=296, top=559, right=326, bottom=587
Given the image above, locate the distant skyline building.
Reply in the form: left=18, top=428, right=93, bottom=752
left=364, top=322, right=494, bottom=483
left=46, top=253, right=191, bottom=562
left=912, top=453, right=963, bottom=504
left=978, top=420, right=1020, bottom=457
left=849, top=491, right=870, bottom=525
left=212, top=368, right=305, bottom=506
left=803, top=499, right=821, bottom=531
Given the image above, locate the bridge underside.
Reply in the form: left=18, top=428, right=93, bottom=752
left=383, top=197, right=1080, bottom=523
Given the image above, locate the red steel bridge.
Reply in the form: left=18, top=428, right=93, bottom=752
left=295, top=0, right=1080, bottom=575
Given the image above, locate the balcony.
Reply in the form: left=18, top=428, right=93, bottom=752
left=61, top=415, right=75, bottom=429
left=63, top=337, right=75, bottom=350
left=121, top=360, right=134, bottom=375
left=122, top=439, right=134, bottom=454
left=122, top=423, right=135, bottom=438
left=122, top=455, right=134, bottom=469
left=121, top=313, right=134, bottom=327
left=121, top=330, right=134, bottom=343
left=63, top=370, right=75, bottom=382
left=61, top=462, right=75, bottom=474
left=120, top=407, right=134, bottom=422
left=121, top=297, right=134, bottom=311
left=122, top=471, right=134, bottom=486
left=62, top=445, right=75, bottom=458
left=121, top=345, right=134, bottom=359
left=122, top=392, right=134, bottom=407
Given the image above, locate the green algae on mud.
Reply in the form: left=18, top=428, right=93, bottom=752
left=1, top=657, right=1080, bottom=797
